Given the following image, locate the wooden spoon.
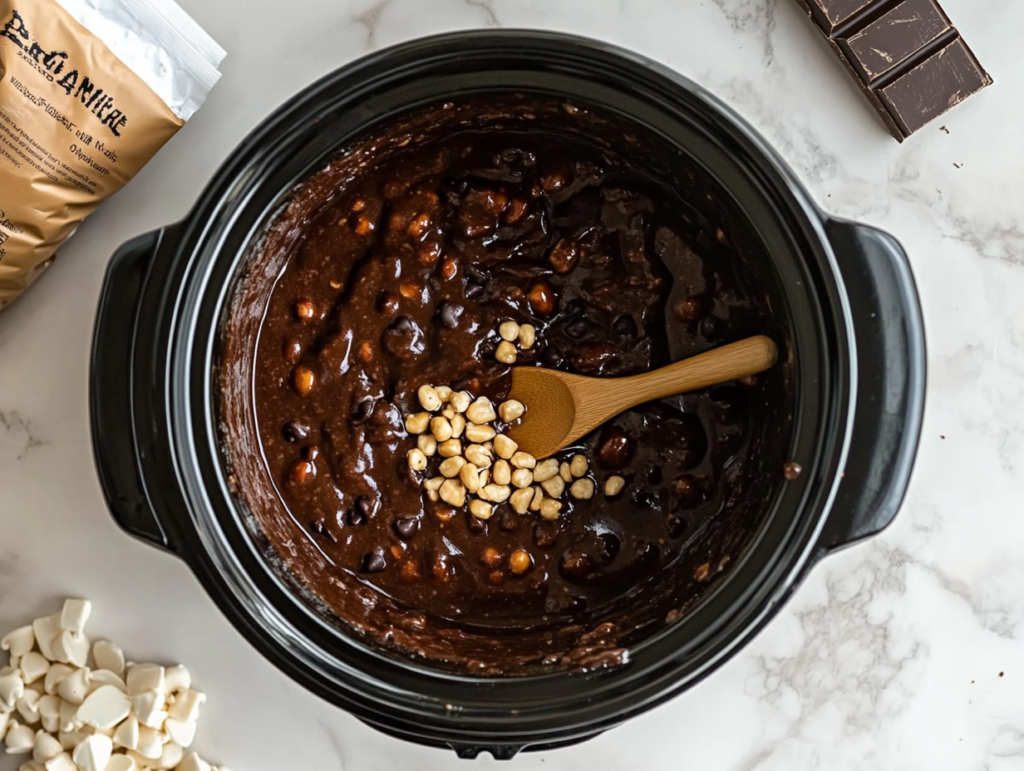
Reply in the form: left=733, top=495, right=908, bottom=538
left=505, top=335, right=779, bottom=459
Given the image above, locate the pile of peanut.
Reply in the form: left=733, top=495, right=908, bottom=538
left=404, top=386, right=598, bottom=522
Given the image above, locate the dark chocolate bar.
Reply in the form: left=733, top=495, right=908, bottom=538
left=795, top=0, right=992, bottom=141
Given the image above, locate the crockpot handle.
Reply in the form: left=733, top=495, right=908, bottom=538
left=90, top=229, right=178, bottom=554
left=815, top=219, right=926, bottom=552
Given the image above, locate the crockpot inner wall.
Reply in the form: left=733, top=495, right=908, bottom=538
left=218, top=92, right=794, bottom=673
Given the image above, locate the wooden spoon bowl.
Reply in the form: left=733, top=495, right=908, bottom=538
left=506, top=335, right=779, bottom=459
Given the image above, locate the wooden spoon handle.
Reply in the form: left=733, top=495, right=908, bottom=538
left=620, top=335, right=778, bottom=406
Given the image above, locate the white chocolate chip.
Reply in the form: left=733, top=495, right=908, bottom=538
left=72, top=733, right=112, bottom=771
left=540, top=498, right=563, bottom=520
left=417, top=385, right=442, bottom=411
left=435, top=385, right=453, bottom=403
left=559, top=462, right=573, bottom=483
left=33, top=730, right=63, bottom=763
left=406, top=448, right=428, bottom=471
left=16, top=689, right=40, bottom=724
left=533, top=459, right=559, bottom=482
left=416, top=434, right=437, bottom=457
left=459, top=463, right=480, bottom=493
left=424, top=476, right=445, bottom=492
left=438, top=479, right=467, bottom=507
left=468, top=499, right=493, bottom=520
left=429, top=416, right=453, bottom=442
left=510, top=488, right=533, bottom=514
left=31, top=615, right=62, bottom=662
left=134, top=726, right=163, bottom=759
left=101, top=755, right=134, bottom=771
left=438, top=456, right=466, bottom=478
left=177, top=753, right=213, bottom=771
left=466, top=397, right=496, bottom=424
left=164, top=717, right=196, bottom=748
left=125, top=665, right=163, bottom=699
left=20, top=653, right=49, bottom=685
left=163, top=666, right=190, bottom=696
left=76, top=686, right=130, bottom=730
left=57, top=669, right=89, bottom=705
left=464, top=444, right=492, bottom=469
left=492, top=460, right=511, bottom=486
left=498, top=320, right=520, bottom=342
left=88, top=670, right=126, bottom=695
left=131, top=690, right=167, bottom=730
left=464, top=422, right=496, bottom=443
left=449, top=391, right=472, bottom=413
left=5, top=721, right=34, bottom=753
left=510, top=452, right=536, bottom=469
left=570, top=454, right=588, bottom=478
left=40, top=714, right=59, bottom=734
left=449, top=413, right=466, bottom=439
left=493, top=434, right=518, bottom=460
left=46, top=752, right=78, bottom=771
left=529, top=486, right=544, bottom=512
left=497, top=400, right=525, bottom=422
left=437, top=438, right=462, bottom=458
left=604, top=476, right=626, bottom=496
left=58, top=601, right=91, bottom=637
left=518, top=324, right=536, bottom=349
left=511, top=468, right=534, bottom=488
left=541, top=476, right=565, bottom=498
left=51, top=632, right=89, bottom=669
left=112, top=716, right=138, bottom=750
left=570, top=478, right=596, bottom=500
left=2, top=627, right=34, bottom=659
left=404, top=412, right=430, bottom=434
left=91, top=643, right=124, bottom=677
left=495, top=341, right=517, bottom=364
left=42, top=666, right=73, bottom=697
left=481, top=484, right=511, bottom=503
left=37, top=695, right=60, bottom=723
left=161, top=740, right=184, bottom=769
left=0, top=670, right=26, bottom=709
left=58, top=699, right=79, bottom=733
left=58, top=728, right=86, bottom=751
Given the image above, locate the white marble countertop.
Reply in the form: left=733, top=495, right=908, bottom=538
left=2, top=0, right=1022, bottom=768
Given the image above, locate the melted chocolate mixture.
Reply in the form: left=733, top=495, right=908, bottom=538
left=228, top=99, right=778, bottom=673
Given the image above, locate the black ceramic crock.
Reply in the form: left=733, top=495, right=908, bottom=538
left=90, top=31, right=925, bottom=758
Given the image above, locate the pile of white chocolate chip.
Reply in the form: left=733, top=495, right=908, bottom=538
left=405, top=384, right=598, bottom=522
left=0, top=600, right=229, bottom=771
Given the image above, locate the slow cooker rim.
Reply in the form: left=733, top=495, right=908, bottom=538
left=148, top=30, right=856, bottom=740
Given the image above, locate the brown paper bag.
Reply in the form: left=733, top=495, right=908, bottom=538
left=0, top=0, right=224, bottom=311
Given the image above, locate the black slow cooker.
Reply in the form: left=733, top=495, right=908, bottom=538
left=90, top=31, right=925, bottom=758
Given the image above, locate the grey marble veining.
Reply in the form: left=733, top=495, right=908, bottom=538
left=1, top=0, right=1021, bottom=769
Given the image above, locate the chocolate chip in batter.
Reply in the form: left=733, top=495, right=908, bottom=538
left=363, top=552, right=387, bottom=573
left=542, top=345, right=564, bottom=368
left=565, top=318, right=590, bottom=340
left=383, top=315, right=427, bottom=360
left=437, top=302, right=464, bottom=330
left=351, top=398, right=377, bottom=425
left=394, top=517, right=421, bottom=540
left=282, top=421, right=310, bottom=444
left=611, top=314, right=638, bottom=337
left=377, top=290, right=400, bottom=316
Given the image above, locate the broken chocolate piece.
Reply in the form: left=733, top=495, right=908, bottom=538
left=794, top=0, right=992, bottom=141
